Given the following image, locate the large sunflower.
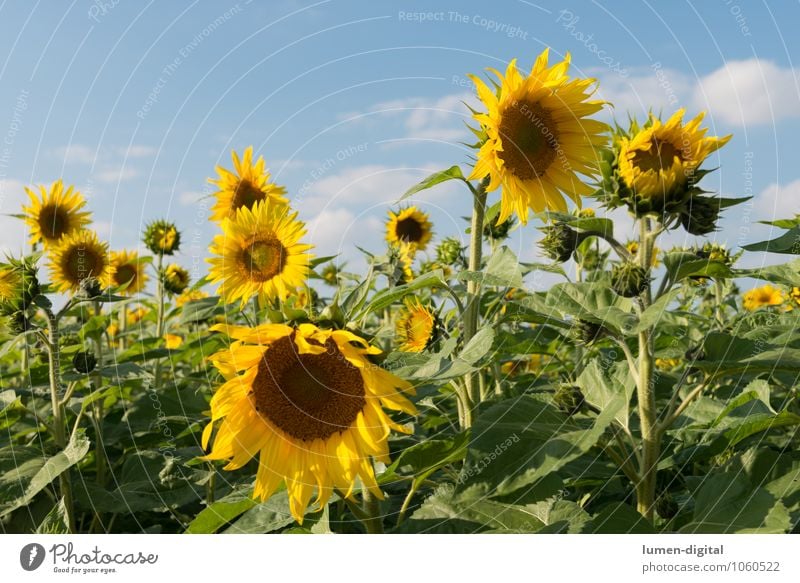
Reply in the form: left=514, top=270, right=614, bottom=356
left=202, top=322, right=417, bottom=523
left=209, top=146, right=288, bottom=223
left=742, top=284, right=785, bottom=311
left=395, top=296, right=437, bottom=352
left=618, top=109, right=731, bottom=202
left=469, top=49, right=609, bottom=224
left=385, top=206, right=433, bottom=251
left=207, top=200, right=313, bottom=308
left=48, top=230, right=111, bottom=293
left=109, top=250, right=148, bottom=295
left=23, top=180, right=91, bottom=247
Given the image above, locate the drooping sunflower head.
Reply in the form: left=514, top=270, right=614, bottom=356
left=468, top=49, right=609, bottom=224
left=616, top=109, right=731, bottom=211
left=385, top=206, right=433, bottom=251
left=743, top=284, right=786, bottom=311
left=23, top=180, right=92, bottom=248
left=163, top=263, right=190, bottom=295
left=207, top=200, right=313, bottom=308
left=143, top=220, right=181, bottom=255
left=209, top=146, right=288, bottom=222
left=395, top=296, right=438, bottom=353
left=109, top=250, right=148, bottom=295
left=202, top=322, right=416, bottom=523
left=48, top=230, right=111, bottom=293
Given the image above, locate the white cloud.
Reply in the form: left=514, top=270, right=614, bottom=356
left=93, top=167, right=138, bottom=183
left=53, top=144, right=97, bottom=165
left=752, top=179, right=800, bottom=222
left=693, top=58, right=800, bottom=126
left=0, top=179, right=29, bottom=254
left=120, top=145, right=156, bottom=158
left=178, top=190, right=204, bottom=206
left=596, top=67, right=693, bottom=121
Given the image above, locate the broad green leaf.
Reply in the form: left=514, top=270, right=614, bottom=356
left=359, top=270, right=445, bottom=317
left=682, top=472, right=791, bottom=533
left=545, top=282, right=637, bottom=335
left=459, top=328, right=495, bottom=365
left=398, top=166, right=465, bottom=202
left=464, top=393, right=625, bottom=496
left=459, top=246, right=523, bottom=288
left=0, top=434, right=90, bottom=517
left=742, top=226, right=800, bottom=254
left=662, top=251, right=734, bottom=282
left=583, top=502, right=655, bottom=533
left=36, top=497, right=70, bottom=534
left=736, top=259, right=800, bottom=287
left=223, top=491, right=295, bottom=533
left=577, top=360, right=634, bottom=429
left=179, top=296, right=223, bottom=324
left=185, top=489, right=257, bottom=534
left=382, top=432, right=469, bottom=485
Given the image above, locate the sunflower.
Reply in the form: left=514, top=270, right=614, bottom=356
left=655, top=357, right=681, bottom=371
left=618, top=109, right=731, bottom=202
left=23, top=180, right=91, bottom=247
left=790, top=287, right=800, bottom=309
left=164, top=334, right=183, bottom=349
left=175, top=288, right=209, bottom=307
left=163, top=264, right=190, bottom=295
left=385, top=207, right=433, bottom=251
left=209, top=146, right=288, bottom=223
left=202, top=322, right=417, bottom=523
left=126, top=306, right=149, bottom=325
left=48, top=230, right=111, bottom=293
left=469, top=49, right=609, bottom=224
left=109, top=250, right=148, bottom=295
left=0, top=268, right=19, bottom=301
left=207, top=200, right=313, bottom=308
left=143, top=220, right=181, bottom=255
left=743, top=284, right=785, bottom=311
left=395, top=297, right=437, bottom=352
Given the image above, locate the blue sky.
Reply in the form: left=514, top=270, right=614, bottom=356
left=1, top=0, right=799, bottom=287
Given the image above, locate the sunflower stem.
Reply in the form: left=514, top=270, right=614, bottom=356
left=634, top=218, right=658, bottom=522
left=460, top=179, right=488, bottom=427
left=153, top=253, right=165, bottom=389
left=44, top=307, right=76, bottom=533
left=360, top=488, right=384, bottom=534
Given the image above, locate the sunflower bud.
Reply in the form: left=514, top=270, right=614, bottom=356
left=656, top=492, right=679, bottom=520
left=320, top=264, right=339, bottom=286
left=680, top=196, right=720, bottom=236
left=78, top=276, right=103, bottom=299
left=163, top=264, right=190, bottom=295
left=539, top=223, right=583, bottom=263
left=553, top=384, right=586, bottom=416
left=484, top=216, right=515, bottom=241
left=143, top=219, right=181, bottom=255
left=73, top=350, right=97, bottom=374
left=695, top=242, right=732, bottom=266
left=7, top=311, right=30, bottom=335
left=611, top=262, right=649, bottom=298
left=578, top=247, right=607, bottom=271
left=573, top=319, right=605, bottom=345
left=436, top=237, right=463, bottom=265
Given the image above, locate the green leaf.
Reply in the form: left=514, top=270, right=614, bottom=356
left=542, top=212, right=614, bottom=238
left=464, top=394, right=625, bottom=496
left=583, top=502, right=655, bottom=533
left=0, top=434, right=90, bottom=517
left=383, top=432, right=469, bottom=485
left=682, top=472, right=791, bottom=533
left=398, top=166, right=465, bottom=202
left=358, top=270, right=446, bottom=318
left=36, top=497, right=70, bottom=534
left=459, top=246, right=523, bottom=288
left=223, top=491, right=296, bottom=533
left=662, top=251, right=734, bottom=283
left=341, top=269, right=374, bottom=319
left=742, top=226, right=800, bottom=254
left=577, top=360, right=634, bottom=429
left=185, top=489, right=257, bottom=534
left=545, top=282, right=637, bottom=335
left=459, top=328, right=495, bottom=365
left=737, top=258, right=800, bottom=287
left=179, top=296, right=223, bottom=324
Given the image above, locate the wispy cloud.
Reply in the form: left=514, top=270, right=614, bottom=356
left=93, top=167, right=138, bottom=183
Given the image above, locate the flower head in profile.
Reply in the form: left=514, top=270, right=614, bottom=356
left=209, top=147, right=288, bottom=223
left=395, top=297, right=438, bottom=353
left=109, top=250, right=148, bottom=295
left=163, top=264, right=190, bottom=295
left=468, top=49, right=609, bottom=224
left=23, top=180, right=91, bottom=248
left=202, top=322, right=416, bottom=523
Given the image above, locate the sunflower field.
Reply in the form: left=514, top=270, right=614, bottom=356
left=1, top=49, right=800, bottom=536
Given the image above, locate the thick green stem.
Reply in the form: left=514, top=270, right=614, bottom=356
left=92, top=302, right=107, bottom=490
left=634, top=218, right=658, bottom=521
left=360, top=488, right=384, bottom=534
left=45, top=310, right=76, bottom=533
left=461, top=181, right=488, bottom=426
